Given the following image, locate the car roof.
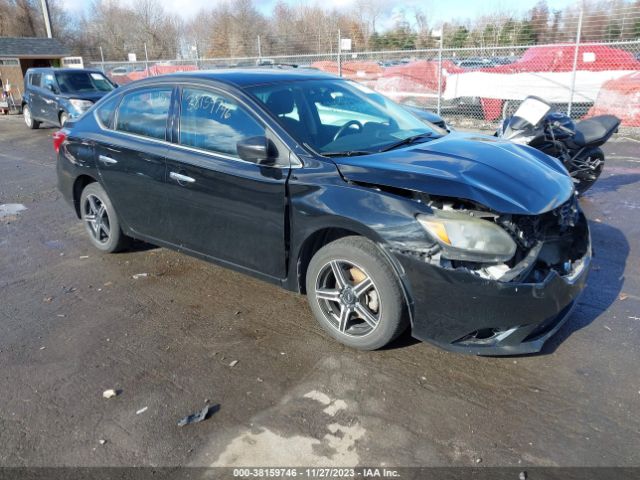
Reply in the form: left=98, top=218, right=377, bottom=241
left=128, top=68, right=338, bottom=88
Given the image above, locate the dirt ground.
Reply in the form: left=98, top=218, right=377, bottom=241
left=0, top=114, right=639, bottom=468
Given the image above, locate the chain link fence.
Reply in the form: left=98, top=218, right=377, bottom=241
left=89, top=38, right=640, bottom=131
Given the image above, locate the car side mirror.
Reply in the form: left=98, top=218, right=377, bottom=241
left=237, top=136, right=278, bottom=165
left=46, top=84, right=58, bottom=94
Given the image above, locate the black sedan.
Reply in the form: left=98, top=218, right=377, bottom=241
left=55, top=70, right=591, bottom=354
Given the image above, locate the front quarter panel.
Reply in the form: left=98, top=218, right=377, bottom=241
left=287, top=155, right=437, bottom=313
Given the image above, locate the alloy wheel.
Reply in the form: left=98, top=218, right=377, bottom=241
left=24, top=106, right=32, bottom=127
left=315, top=259, right=381, bottom=337
left=83, top=194, right=111, bottom=244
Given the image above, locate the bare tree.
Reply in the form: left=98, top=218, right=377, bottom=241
left=353, top=0, right=387, bottom=48
left=413, top=4, right=436, bottom=49
left=529, top=0, right=550, bottom=43
left=5, top=0, right=636, bottom=63
left=132, top=0, right=180, bottom=58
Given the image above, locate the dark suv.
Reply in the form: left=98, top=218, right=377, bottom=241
left=55, top=70, right=591, bottom=354
left=22, top=68, right=116, bottom=129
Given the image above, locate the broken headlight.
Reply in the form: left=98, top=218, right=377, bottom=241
left=417, top=210, right=517, bottom=263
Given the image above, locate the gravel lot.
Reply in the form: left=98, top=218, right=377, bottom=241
left=0, top=114, right=639, bottom=468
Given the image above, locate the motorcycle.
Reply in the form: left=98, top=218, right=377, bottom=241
left=497, top=96, right=620, bottom=194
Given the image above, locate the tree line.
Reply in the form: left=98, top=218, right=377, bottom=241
left=1, top=0, right=639, bottom=62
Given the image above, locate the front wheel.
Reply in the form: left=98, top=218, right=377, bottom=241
left=80, top=183, right=129, bottom=253
left=59, top=111, right=69, bottom=126
left=305, top=236, right=408, bottom=350
left=571, top=147, right=605, bottom=195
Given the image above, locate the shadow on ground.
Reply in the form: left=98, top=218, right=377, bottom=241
left=541, top=220, right=628, bottom=354
left=588, top=172, right=640, bottom=193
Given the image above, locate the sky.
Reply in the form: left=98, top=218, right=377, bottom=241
left=61, top=0, right=580, bottom=27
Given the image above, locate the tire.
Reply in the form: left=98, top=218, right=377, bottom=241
left=305, top=236, right=408, bottom=350
left=59, top=111, right=69, bottom=127
left=23, top=105, right=40, bottom=129
left=573, top=148, right=605, bottom=195
left=79, top=183, right=129, bottom=253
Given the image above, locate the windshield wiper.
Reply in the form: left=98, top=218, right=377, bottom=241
left=379, top=132, right=437, bottom=152
left=322, top=150, right=372, bottom=158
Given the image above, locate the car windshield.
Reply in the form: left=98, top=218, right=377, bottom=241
left=248, top=79, right=444, bottom=156
left=55, top=71, right=115, bottom=94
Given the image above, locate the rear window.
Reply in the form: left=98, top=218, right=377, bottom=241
left=95, top=95, right=121, bottom=129
left=115, top=88, right=172, bottom=140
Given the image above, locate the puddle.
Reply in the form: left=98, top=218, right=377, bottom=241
left=211, top=390, right=364, bottom=467
left=0, top=204, right=27, bottom=219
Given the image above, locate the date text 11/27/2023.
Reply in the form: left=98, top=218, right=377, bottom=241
left=232, top=468, right=401, bottom=478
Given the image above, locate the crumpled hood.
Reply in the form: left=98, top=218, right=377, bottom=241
left=334, top=132, right=574, bottom=215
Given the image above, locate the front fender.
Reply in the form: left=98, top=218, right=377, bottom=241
left=286, top=157, right=438, bottom=323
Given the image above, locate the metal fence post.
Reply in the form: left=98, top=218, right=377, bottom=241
left=568, top=8, right=584, bottom=118
left=436, top=26, right=444, bottom=116
left=99, top=46, right=105, bottom=73
left=144, top=43, right=150, bottom=77
left=337, top=29, right=342, bottom=77
left=257, top=35, right=262, bottom=63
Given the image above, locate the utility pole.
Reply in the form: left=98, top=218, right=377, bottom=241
left=40, top=0, right=53, bottom=38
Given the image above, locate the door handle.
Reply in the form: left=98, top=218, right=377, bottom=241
left=99, top=155, right=118, bottom=165
left=169, top=172, right=196, bottom=184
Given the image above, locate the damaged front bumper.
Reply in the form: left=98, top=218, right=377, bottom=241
left=393, top=234, right=591, bottom=356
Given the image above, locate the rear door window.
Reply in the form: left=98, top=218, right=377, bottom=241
left=115, top=88, right=172, bottom=140
left=95, top=95, right=121, bottom=129
left=178, top=87, right=264, bottom=157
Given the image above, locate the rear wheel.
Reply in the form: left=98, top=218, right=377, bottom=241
left=23, top=105, right=40, bottom=129
left=80, top=183, right=129, bottom=253
left=572, top=148, right=605, bottom=195
left=306, top=236, right=408, bottom=350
